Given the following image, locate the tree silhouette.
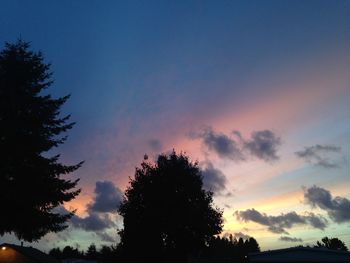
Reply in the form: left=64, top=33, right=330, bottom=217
left=245, top=237, right=260, bottom=253
left=0, top=40, right=82, bottom=241
left=86, top=243, right=99, bottom=259
left=118, top=151, right=223, bottom=262
left=204, top=235, right=260, bottom=262
left=315, top=236, right=348, bottom=251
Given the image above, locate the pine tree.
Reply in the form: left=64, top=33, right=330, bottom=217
left=0, top=40, right=82, bottom=241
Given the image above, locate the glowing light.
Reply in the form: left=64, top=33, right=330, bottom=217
left=1, top=246, right=6, bottom=250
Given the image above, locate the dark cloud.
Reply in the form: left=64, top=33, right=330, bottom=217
left=71, top=213, right=115, bottom=232
left=201, top=162, right=227, bottom=194
left=234, top=208, right=327, bottom=234
left=305, top=212, right=328, bottom=229
left=54, top=205, right=115, bottom=232
left=54, top=181, right=123, bottom=233
left=295, top=144, right=342, bottom=168
left=198, top=128, right=244, bottom=161
left=304, top=185, right=350, bottom=223
left=88, top=181, right=124, bottom=213
left=244, top=130, right=281, bottom=162
left=148, top=139, right=162, bottom=152
left=194, top=127, right=281, bottom=163
left=279, top=236, right=303, bottom=242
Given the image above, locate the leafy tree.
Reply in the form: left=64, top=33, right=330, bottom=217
left=315, top=236, right=348, bottom=251
left=118, top=151, right=223, bottom=262
left=0, top=40, right=82, bottom=241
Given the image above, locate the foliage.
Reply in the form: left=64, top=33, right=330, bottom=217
left=118, top=151, right=224, bottom=262
left=49, top=245, right=83, bottom=259
left=204, top=235, right=260, bottom=262
left=315, top=236, right=348, bottom=251
left=86, top=243, right=98, bottom=259
left=49, top=244, right=118, bottom=262
left=0, top=40, right=82, bottom=241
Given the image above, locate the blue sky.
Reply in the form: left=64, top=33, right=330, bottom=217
left=1, top=0, right=350, bottom=252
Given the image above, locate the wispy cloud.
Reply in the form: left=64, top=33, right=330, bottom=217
left=148, top=139, right=163, bottom=152
left=279, top=236, right=303, bottom=242
left=295, top=144, right=342, bottom=168
left=234, top=208, right=327, bottom=234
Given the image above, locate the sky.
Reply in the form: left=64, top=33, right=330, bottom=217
left=1, top=0, right=350, bottom=252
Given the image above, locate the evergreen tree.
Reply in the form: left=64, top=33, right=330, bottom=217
left=0, top=40, right=82, bottom=241
left=86, top=243, right=99, bottom=260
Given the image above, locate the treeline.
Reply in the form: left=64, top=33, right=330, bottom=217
left=49, top=235, right=260, bottom=263
left=49, top=236, right=349, bottom=263
left=202, top=235, right=260, bottom=262
left=49, top=243, right=117, bottom=263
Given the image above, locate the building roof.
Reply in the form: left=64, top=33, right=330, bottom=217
left=248, top=247, right=350, bottom=262
left=0, top=243, right=61, bottom=263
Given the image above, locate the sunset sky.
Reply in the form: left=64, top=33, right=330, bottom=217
left=1, top=0, right=350, bottom=252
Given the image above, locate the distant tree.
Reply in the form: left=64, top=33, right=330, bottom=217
left=100, top=245, right=117, bottom=263
left=118, top=151, right=223, bottom=262
left=61, top=245, right=83, bottom=258
left=48, top=247, right=62, bottom=259
left=0, top=40, right=82, bottom=241
left=245, top=237, right=260, bottom=253
left=315, top=237, right=348, bottom=251
left=86, top=243, right=99, bottom=260
left=204, top=235, right=261, bottom=262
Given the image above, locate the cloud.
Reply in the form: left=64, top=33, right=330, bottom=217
left=234, top=208, right=327, bottom=234
left=304, top=185, right=350, bottom=223
left=201, top=161, right=227, bottom=194
left=96, top=232, right=115, bottom=242
left=54, top=180, right=123, bottom=233
left=305, top=212, right=328, bottom=229
left=295, top=144, right=342, bottom=168
left=71, top=213, right=115, bottom=232
left=279, top=236, right=303, bottom=242
left=54, top=205, right=115, bottom=232
left=88, top=181, right=124, bottom=213
left=244, top=130, right=281, bottom=162
left=197, top=127, right=244, bottom=161
left=148, top=139, right=162, bottom=152
left=194, top=127, right=281, bottom=163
